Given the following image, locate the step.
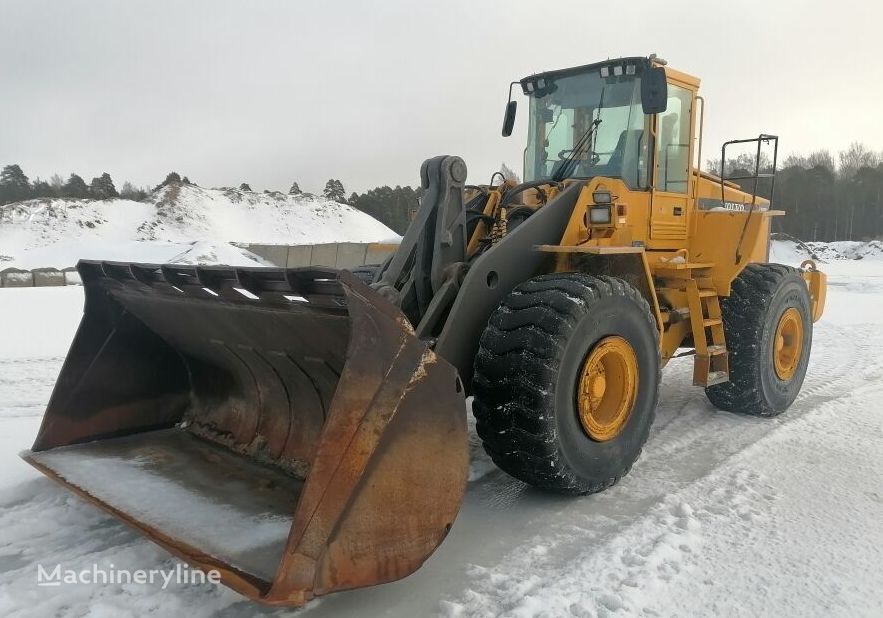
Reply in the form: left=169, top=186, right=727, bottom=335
left=658, top=286, right=716, bottom=295
left=655, top=261, right=715, bottom=271
left=705, top=371, right=730, bottom=386
left=702, top=318, right=722, bottom=327
left=706, top=345, right=728, bottom=355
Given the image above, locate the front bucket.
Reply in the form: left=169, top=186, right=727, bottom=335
left=22, top=261, right=468, bottom=606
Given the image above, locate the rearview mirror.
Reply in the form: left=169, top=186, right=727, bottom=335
left=641, top=67, right=668, bottom=114
left=502, top=100, right=517, bottom=137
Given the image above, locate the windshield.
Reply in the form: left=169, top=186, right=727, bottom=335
left=523, top=69, right=649, bottom=188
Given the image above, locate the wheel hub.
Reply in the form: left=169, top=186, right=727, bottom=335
left=773, top=307, right=804, bottom=380
left=578, top=336, right=638, bottom=442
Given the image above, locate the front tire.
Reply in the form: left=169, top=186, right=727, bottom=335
left=706, top=263, right=813, bottom=416
left=472, top=273, right=660, bottom=495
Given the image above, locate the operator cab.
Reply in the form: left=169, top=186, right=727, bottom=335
left=503, top=56, right=692, bottom=195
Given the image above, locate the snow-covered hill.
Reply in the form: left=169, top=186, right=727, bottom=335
left=0, top=183, right=398, bottom=269
left=770, top=235, right=883, bottom=263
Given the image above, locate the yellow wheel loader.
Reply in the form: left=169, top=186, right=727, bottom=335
left=23, top=55, right=827, bottom=605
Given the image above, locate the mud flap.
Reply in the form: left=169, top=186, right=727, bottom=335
left=22, top=261, right=469, bottom=606
left=800, top=259, right=827, bottom=322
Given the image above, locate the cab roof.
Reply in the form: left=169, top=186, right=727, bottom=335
left=520, top=55, right=700, bottom=89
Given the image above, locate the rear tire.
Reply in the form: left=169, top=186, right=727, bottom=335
left=705, top=263, right=812, bottom=416
left=472, top=273, right=660, bottom=495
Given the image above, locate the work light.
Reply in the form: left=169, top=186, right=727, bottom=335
left=592, top=190, right=612, bottom=204
left=589, top=205, right=612, bottom=224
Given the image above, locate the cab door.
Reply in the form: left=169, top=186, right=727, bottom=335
left=649, top=83, right=694, bottom=246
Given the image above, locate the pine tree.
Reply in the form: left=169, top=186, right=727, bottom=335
left=182, top=176, right=192, bottom=185
left=288, top=181, right=303, bottom=195
left=0, top=164, right=31, bottom=204
left=348, top=184, right=420, bottom=234
left=89, top=172, right=119, bottom=199
left=31, top=178, right=53, bottom=198
left=62, top=173, right=90, bottom=199
left=158, top=172, right=181, bottom=189
left=323, top=179, right=346, bottom=202
left=239, top=183, right=252, bottom=191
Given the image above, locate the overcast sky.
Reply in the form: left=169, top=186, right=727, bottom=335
left=1, top=0, right=880, bottom=194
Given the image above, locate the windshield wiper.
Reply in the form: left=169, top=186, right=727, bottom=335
left=551, top=86, right=606, bottom=182
left=551, top=118, right=602, bottom=182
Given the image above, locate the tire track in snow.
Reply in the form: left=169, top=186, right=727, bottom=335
left=0, top=357, right=63, bottom=419
left=439, top=322, right=883, bottom=617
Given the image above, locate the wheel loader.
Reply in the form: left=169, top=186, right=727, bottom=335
left=22, top=55, right=827, bottom=605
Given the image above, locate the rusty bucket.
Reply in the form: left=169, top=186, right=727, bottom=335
left=22, top=261, right=468, bottom=606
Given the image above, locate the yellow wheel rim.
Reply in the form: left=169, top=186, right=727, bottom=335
left=578, top=336, right=638, bottom=442
left=773, top=307, right=804, bottom=380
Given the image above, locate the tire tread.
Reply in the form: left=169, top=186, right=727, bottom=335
left=473, top=273, right=659, bottom=494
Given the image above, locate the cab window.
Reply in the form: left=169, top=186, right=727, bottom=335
left=655, top=84, right=692, bottom=193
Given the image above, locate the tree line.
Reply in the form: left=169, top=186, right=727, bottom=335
left=0, top=165, right=168, bottom=204
left=295, top=179, right=421, bottom=234
left=8, top=142, right=879, bottom=242
left=0, top=164, right=419, bottom=234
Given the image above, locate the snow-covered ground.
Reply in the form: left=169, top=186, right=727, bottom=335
left=0, top=242, right=881, bottom=617
left=0, top=183, right=397, bottom=269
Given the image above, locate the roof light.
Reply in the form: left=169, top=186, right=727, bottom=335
left=625, top=64, right=636, bottom=75
left=613, top=65, right=623, bottom=77
left=536, top=78, right=546, bottom=89
left=600, top=66, right=610, bottom=78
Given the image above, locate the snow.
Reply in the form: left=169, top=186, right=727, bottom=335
left=2, top=239, right=272, bottom=270
left=27, top=430, right=295, bottom=582
left=1, top=241, right=882, bottom=616
left=0, top=183, right=398, bottom=269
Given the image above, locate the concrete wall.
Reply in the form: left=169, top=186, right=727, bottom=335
left=244, top=242, right=398, bottom=268
left=33, top=269, right=66, bottom=287
left=0, top=269, right=34, bottom=288
left=1, top=268, right=80, bottom=288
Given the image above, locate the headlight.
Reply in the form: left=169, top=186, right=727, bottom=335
left=589, top=206, right=612, bottom=224
left=592, top=190, right=612, bottom=204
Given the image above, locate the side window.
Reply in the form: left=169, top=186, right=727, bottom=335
left=655, top=85, right=692, bottom=193
left=543, top=106, right=573, bottom=176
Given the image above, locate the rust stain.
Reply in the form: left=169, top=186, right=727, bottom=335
left=25, top=264, right=469, bottom=606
